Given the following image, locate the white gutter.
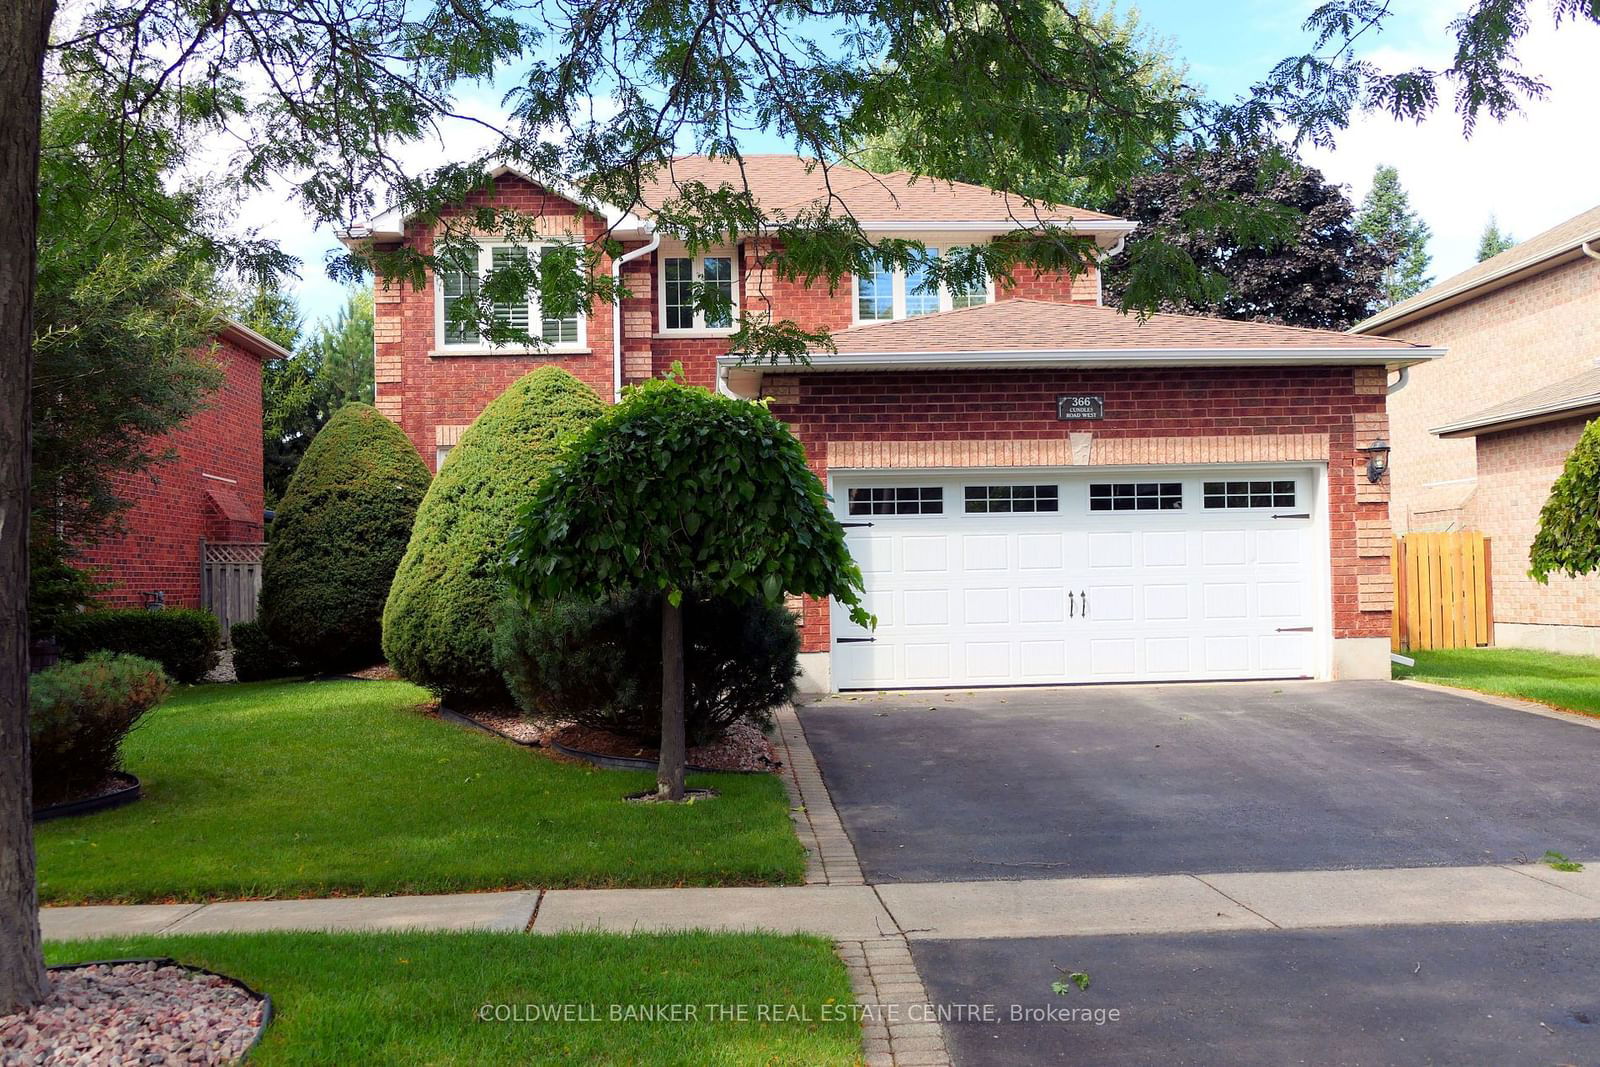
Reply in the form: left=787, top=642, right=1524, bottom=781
left=611, top=232, right=661, bottom=401
left=1353, top=227, right=1600, bottom=334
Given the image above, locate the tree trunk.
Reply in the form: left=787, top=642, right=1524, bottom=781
left=656, top=594, right=686, bottom=802
left=0, top=0, right=55, bottom=1016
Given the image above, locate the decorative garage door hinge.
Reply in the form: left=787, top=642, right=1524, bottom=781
left=835, top=637, right=876, bottom=643
left=1272, top=513, right=1311, bottom=519
left=840, top=521, right=875, bottom=528
left=1275, top=626, right=1314, bottom=632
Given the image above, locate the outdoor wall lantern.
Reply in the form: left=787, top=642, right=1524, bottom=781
left=1357, top=438, right=1391, bottom=483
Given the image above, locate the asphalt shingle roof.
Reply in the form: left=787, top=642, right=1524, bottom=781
left=1434, top=363, right=1600, bottom=435
left=819, top=299, right=1428, bottom=354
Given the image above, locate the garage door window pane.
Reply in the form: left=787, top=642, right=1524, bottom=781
left=965, top=484, right=1058, bottom=514
left=1203, top=480, right=1296, bottom=509
left=1089, top=482, right=1182, bottom=512
left=848, top=486, right=943, bottom=515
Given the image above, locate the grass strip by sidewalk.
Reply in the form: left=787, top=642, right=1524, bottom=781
left=36, top=679, right=805, bottom=904
left=1394, top=647, right=1600, bottom=719
left=46, top=930, right=860, bottom=1065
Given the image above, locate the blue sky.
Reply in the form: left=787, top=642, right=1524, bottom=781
left=264, top=1, right=1600, bottom=333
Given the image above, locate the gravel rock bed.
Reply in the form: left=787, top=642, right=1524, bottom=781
left=550, top=721, right=781, bottom=773
left=451, top=709, right=782, bottom=773
left=0, top=961, right=266, bottom=1066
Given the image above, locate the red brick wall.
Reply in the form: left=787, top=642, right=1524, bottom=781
left=768, top=365, right=1391, bottom=651
left=78, top=336, right=266, bottom=609
left=375, top=177, right=1104, bottom=459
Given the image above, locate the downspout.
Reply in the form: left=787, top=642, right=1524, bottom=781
left=1584, top=239, right=1600, bottom=262
left=611, top=232, right=662, bottom=402
left=1387, top=365, right=1409, bottom=395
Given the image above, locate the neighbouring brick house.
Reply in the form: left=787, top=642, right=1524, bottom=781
left=77, top=318, right=284, bottom=618
left=1353, top=204, right=1600, bottom=655
left=343, top=156, right=1439, bottom=689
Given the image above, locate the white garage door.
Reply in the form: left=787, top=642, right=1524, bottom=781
left=829, top=469, right=1324, bottom=689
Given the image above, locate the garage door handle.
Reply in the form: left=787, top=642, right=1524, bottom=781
left=1272, top=513, right=1310, bottom=519
left=1275, top=626, right=1313, bottom=632
left=835, top=637, right=875, bottom=643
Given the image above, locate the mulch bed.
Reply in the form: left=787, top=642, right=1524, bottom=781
left=448, top=707, right=782, bottom=773
left=345, top=664, right=400, bottom=681
left=0, top=960, right=267, bottom=1066
left=33, top=772, right=142, bottom=823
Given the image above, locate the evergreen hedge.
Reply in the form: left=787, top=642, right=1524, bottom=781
left=383, top=368, right=604, bottom=705
left=55, top=608, right=220, bottom=684
left=259, top=403, right=430, bottom=673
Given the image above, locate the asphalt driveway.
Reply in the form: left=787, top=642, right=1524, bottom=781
left=796, top=681, right=1600, bottom=883
left=912, top=919, right=1600, bottom=1065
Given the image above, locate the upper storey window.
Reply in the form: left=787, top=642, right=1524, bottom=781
left=660, top=249, right=738, bottom=332
left=436, top=242, right=585, bottom=353
left=854, top=247, right=992, bottom=323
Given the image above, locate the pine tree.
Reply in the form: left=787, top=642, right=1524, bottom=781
left=1477, top=215, right=1518, bottom=261
left=1355, top=164, right=1433, bottom=306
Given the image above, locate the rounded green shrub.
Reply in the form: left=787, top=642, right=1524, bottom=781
left=30, top=652, right=169, bottom=807
left=259, top=403, right=430, bottom=673
left=228, top=620, right=299, bottom=682
left=493, top=590, right=800, bottom=746
left=383, top=368, right=604, bottom=705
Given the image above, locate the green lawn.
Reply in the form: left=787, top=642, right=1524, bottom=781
left=46, top=931, right=861, bottom=1065
left=36, top=679, right=804, bottom=904
left=1394, top=647, right=1600, bottom=718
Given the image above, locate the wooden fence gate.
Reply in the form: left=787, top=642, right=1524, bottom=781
left=1391, top=531, right=1494, bottom=652
left=202, top=540, right=266, bottom=643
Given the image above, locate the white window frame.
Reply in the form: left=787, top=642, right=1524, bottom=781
left=433, top=240, right=587, bottom=355
left=658, top=248, right=740, bottom=334
left=851, top=243, right=996, bottom=325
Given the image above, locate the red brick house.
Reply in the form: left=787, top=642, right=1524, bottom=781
left=78, top=318, right=283, bottom=621
left=344, top=156, right=1439, bottom=689
left=1353, top=203, right=1600, bottom=655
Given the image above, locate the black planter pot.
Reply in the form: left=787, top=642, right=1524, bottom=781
left=34, top=771, right=142, bottom=822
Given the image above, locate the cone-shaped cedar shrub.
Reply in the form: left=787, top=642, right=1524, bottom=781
left=1530, top=417, right=1600, bottom=583
left=383, top=368, right=605, bottom=705
left=259, top=403, right=430, bottom=673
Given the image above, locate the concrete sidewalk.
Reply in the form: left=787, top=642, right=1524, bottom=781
left=42, top=862, right=1600, bottom=941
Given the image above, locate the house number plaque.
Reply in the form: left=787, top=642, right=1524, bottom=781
left=1056, top=394, right=1104, bottom=421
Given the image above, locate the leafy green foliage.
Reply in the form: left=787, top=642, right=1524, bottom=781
left=33, top=88, right=227, bottom=547
left=1477, top=214, right=1518, bottom=261
left=494, top=591, right=800, bottom=745
left=854, top=2, right=1192, bottom=211
left=1529, top=419, right=1600, bottom=584
left=54, top=609, right=220, bottom=685
left=505, top=375, right=869, bottom=626
left=227, top=621, right=300, bottom=683
left=1355, top=164, right=1433, bottom=305
left=1543, top=849, right=1584, bottom=873
left=258, top=287, right=376, bottom=506
left=1051, top=968, right=1092, bottom=996
left=384, top=368, right=604, bottom=705
left=1103, top=145, right=1390, bottom=330
left=259, top=404, right=431, bottom=673
left=29, top=653, right=169, bottom=807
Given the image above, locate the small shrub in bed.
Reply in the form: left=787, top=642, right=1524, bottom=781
left=228, top=620, right=299, bottom=681
left=30, top=652, right=170, bottom=807
left=493, top=591, right=800, bottom=747
left=54, top=608, right=220, bottom=683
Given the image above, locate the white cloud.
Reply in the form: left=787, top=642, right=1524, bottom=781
left=1304, top=9, right=1600, bottom=285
